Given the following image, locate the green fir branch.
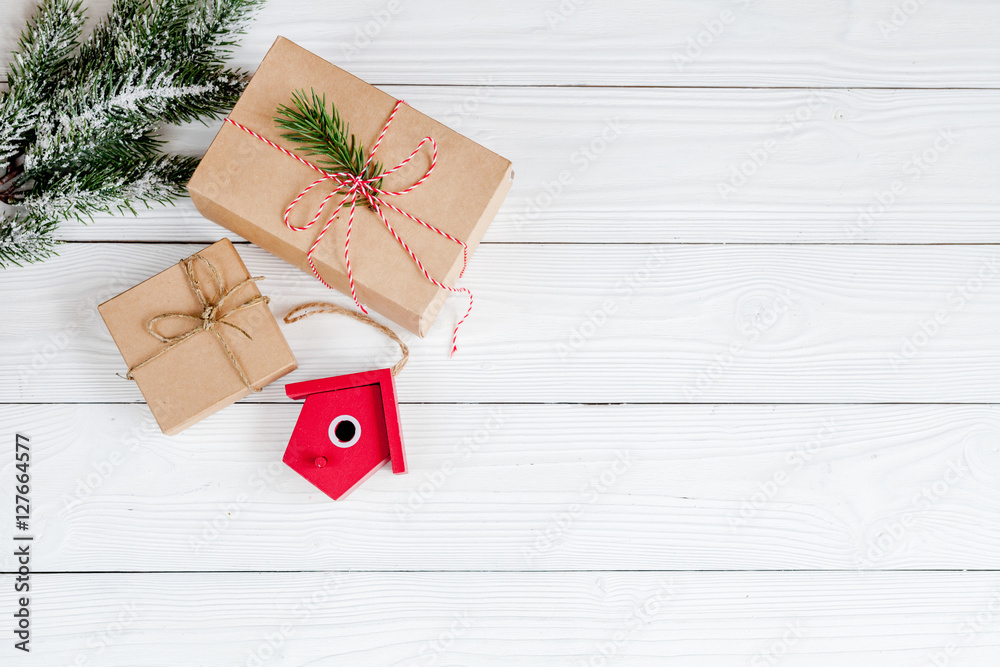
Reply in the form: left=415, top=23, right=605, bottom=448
left=275, top=88, right=383, bottom=185
left=0, top=0, right=263, bottom=268
left=20, top=152, right=197, bottom=221
left=0, top=0, right=86, bottom=165
left=0, top=209, right=60, bottom=267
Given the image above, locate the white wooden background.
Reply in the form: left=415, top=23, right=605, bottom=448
left=2, top=0, right=1000, bottom=664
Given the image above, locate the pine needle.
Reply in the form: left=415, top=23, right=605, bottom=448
left=0, top=0, right=264, bottom=268
left=275, top=88, right=384, bottom=186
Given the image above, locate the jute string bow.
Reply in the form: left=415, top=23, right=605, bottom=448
left=284, top=301, right=409, bottom=377
left=125, top=253, right=270, bottom=391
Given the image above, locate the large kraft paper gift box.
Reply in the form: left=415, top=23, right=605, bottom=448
left=188, top=37, right=514, bottom=337
left=98, top=239, right=298, bottom=436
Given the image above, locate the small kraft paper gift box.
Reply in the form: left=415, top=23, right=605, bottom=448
left=98, top=239, right=298, bottom=435
left=188, top=37, right=513, bottom=344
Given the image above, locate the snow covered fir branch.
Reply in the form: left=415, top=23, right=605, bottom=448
left=0, top=0, right=264, bottom=267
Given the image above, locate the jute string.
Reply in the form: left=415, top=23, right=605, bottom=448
left=125, top=253, right=269, bottom=391
left=283, top=302, right=409, bottom=377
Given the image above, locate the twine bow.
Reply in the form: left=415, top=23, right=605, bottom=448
left=224, top=100, right=473, bottom=356
left=125, top=253, right=270, bottom=391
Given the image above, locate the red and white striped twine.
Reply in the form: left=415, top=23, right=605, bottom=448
left=224, top=100, right=472, bottom=356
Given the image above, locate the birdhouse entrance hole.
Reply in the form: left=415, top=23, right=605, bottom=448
left=329, top=415, right=361, bottom=448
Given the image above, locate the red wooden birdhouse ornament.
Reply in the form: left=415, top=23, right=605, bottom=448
left=282, top=303, right=409, bottom=500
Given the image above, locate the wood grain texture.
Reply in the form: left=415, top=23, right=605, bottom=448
left=2, top=403, right=998, bottom=571
left=2, top=243, right=998, bottom=404
left=1, top=1, right=998, bottom=662
left=5, top=0, right=1000, bottom=87
left=50, top=87, right=1000, bottom=244
left=1, top=572, right=999, bottom=666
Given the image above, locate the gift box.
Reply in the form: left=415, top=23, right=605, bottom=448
left=98, top=239, right=298, bottom=435
left=188, top=36, right=514, bottom=338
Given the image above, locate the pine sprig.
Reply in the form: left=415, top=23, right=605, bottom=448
left=0, top=0, right=263, bottom=268
left=23, top=152, right=199, bottom=222
left=0, top=209, right=60, bottom=267
left=0, top=0, right=86, bottom=164
left=275, top=88, right=383, bottom=185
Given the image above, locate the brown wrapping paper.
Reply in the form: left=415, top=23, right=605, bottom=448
left=188, top=36, right=514, bottom=336
left=98, top=239, right=297, bottom=436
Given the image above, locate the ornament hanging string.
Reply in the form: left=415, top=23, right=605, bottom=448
left=284, top=302, right=409, bottom=377
left=224, top=100, right=473, bottom=356
left=124, top=253, right=269, bottom=391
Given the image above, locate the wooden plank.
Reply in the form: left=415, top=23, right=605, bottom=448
left=49, top=87, right=1000, bottom=244
left=5, top=0, right=999, bottom=87
left=2, top=571, right=998, bottom=665
left=2, top=243, right=999, bottom=404
left=2, top=4, right=997, bottom=664
left=2, top=403, right=998, bottom=571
